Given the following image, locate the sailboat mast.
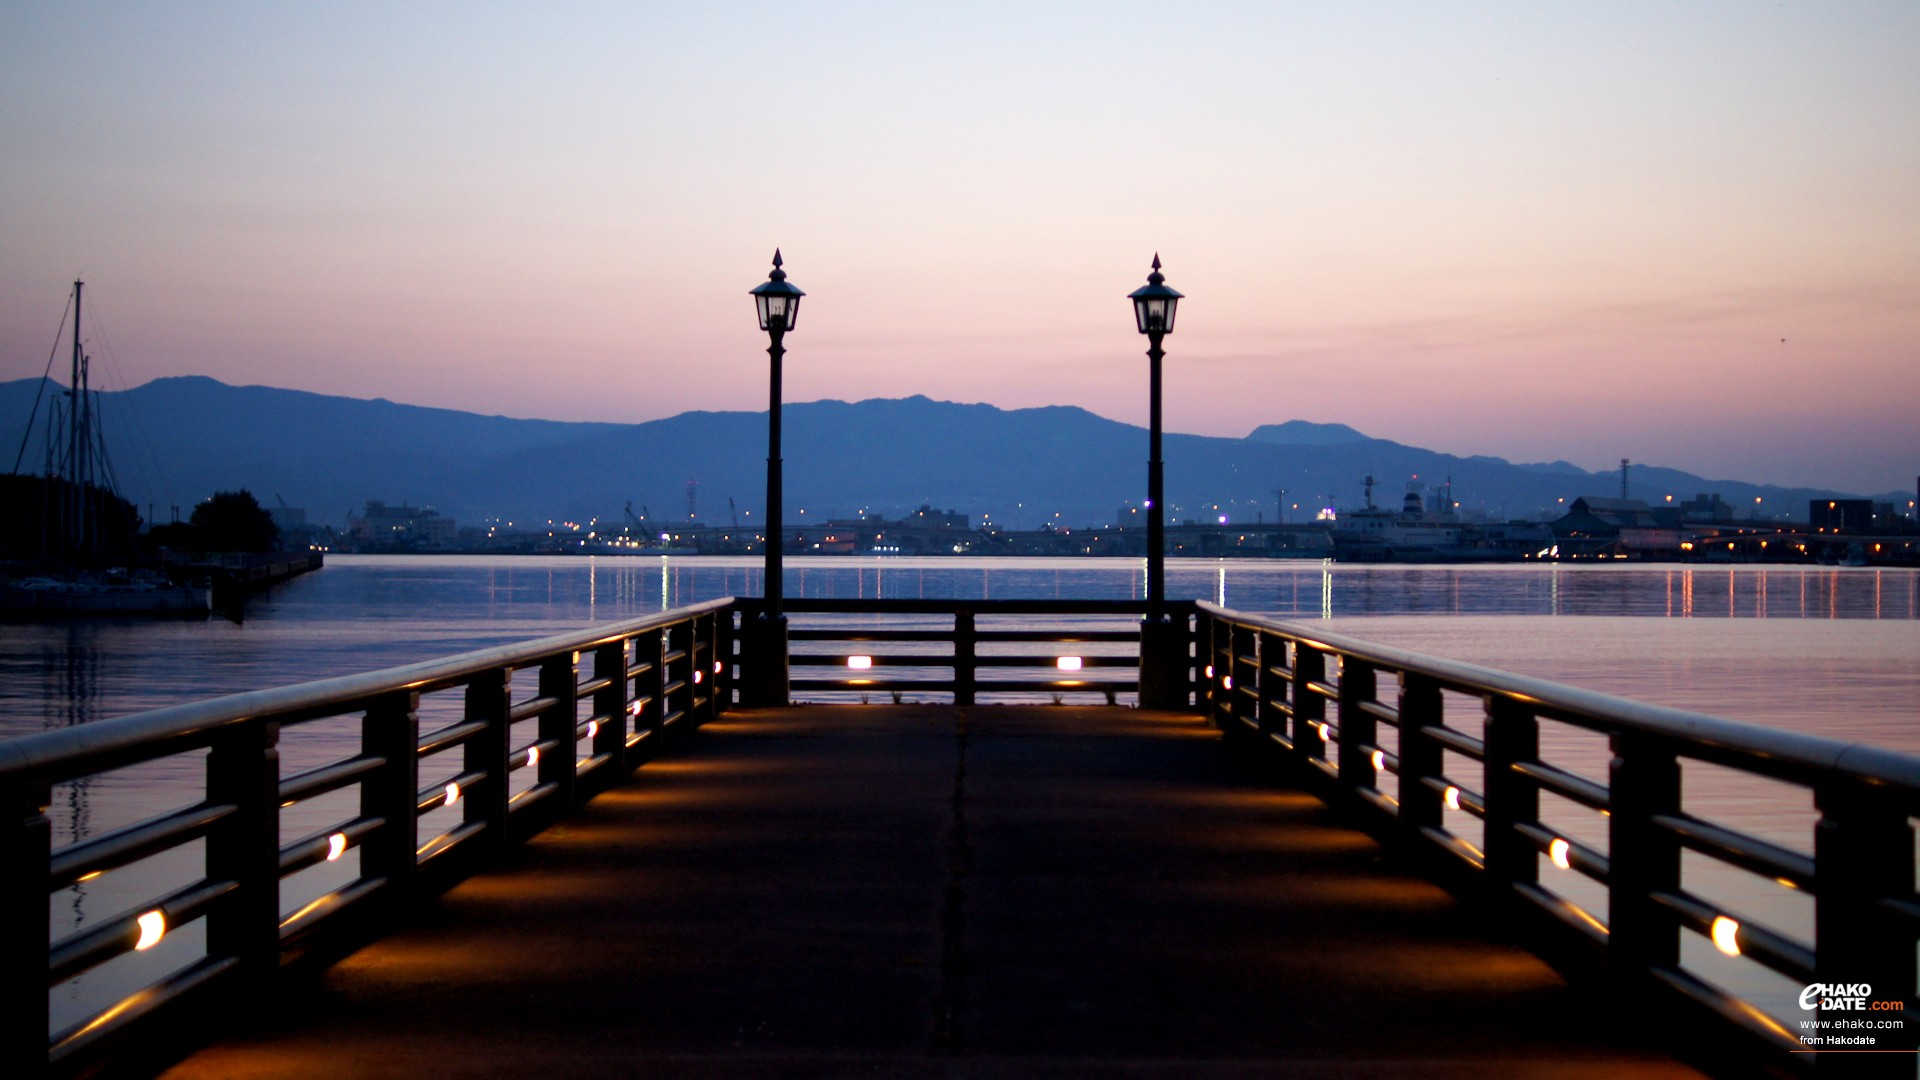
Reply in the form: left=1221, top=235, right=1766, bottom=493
left=70, top=280, right=86, bottom=559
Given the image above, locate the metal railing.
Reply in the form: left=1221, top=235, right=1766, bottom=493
left=1195, top=601, right=1920, bottom=1077
left=2, top=598, right=731, bottom=1077
left=736, top=598, right=1193, bottom=704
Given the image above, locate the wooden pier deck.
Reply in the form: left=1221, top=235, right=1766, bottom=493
left=158, top=705, right=1703, bottom=1078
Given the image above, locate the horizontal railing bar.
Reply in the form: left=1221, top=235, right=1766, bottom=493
left=1, top=598, right=738, bottom=786
left=1421, top=776, right=1487, bottom=817
left=1418, top=825, right=1487, bottom=871
left=1650, top=813, right=1818, bottom=889
left=417, top=770, right=487, bottom=813
left=791, top=655, right=1136, bottom=669
left=791, top=679, right=1138, bottom=694
left=1647, top=966, right=1804, bottom=1055
left=789, top=630, right=956, bottom=643
left=575, top=674, right=615, bottom=697
left=48, top=801, right=236, bottom=891
left=765, top=599, right=1176, bottom=615
left=1513, top=881, right=1610, bottom=947
left=278, top=815, right=385, bottom=876
left=278, top=875, right=388, bottom=940
left=1419, top=724, right=1486, bottom=759
left=1357, top=700, right=1399, bottom=726
left=416, top=720, right=489, bottom=759
left=48, top=954, right=239, bottom=1065
left=49, top=877, right=239, bottom=986
left=1511, top=760, right=1611, bottom=811
left=279, top=754, right=384, bottom=805
left=508, top=695, right=561, bottom=723
left=415, top=820, right=488, bottom=868
left=1515, top=821, right=1612, bottom=883
left=1652, top=889, right=1816, bottom=984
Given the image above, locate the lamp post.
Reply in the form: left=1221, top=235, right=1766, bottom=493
left=742, top=250, right=804, bottom=706
left=1128, top=255, right=1185, bottom=708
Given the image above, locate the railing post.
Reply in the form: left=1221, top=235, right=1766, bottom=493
left=1607, top=732, right=1680, bottom=975
left=592, top=642, right=629, bottom=779
left=1397, top=674, right=1444, bottom=842
left=1224, top=621, right=1256, bottom=732
left=362, top=690, right=420, bottom=899
left=2, top=782, right=50, bottom=1077
left=711, top=610, right=734, bottom=715
left=1138, top=611, right=1188, bottom=711
left=1292, top=644, right=1327, bottom=772
left=1813, top=779, right=1917, bottom=1073
left=633, top=629, right=665, bottom=745
left=738, top=605, right=790, bottom=708
left=1253, top=630, right=1280, bottom=739
left=1482, top=697, right=1539, bottom=890
left=205, top=721, right=281, bottom=990
left=1205, top=614, right=1236, bottom=722
left=953, top=610, right=977, bottom=706
left=665, top=621, right=691, bottom=724
left=1336, top=660, right=1377, bottom=793
left=539, top=652, right=580, bottom=809
left=464, top=669, right=511, bottom=845
left=693, top=613, right=718, bottom=725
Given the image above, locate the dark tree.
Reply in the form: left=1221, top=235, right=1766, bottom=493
left=189, top=489, right=280, bottom=553
left=0, top=473, right=144, bottom=564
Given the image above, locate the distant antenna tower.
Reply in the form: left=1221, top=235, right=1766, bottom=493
left=686, top=478, right=699, bottom=522
left=1273, top=488, right=1288, bottom=525
left=1620, top=458, right=1631, bottom=500
left=1362, top=475, right=1377, bottom=511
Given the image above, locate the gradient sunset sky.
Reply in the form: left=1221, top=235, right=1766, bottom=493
left=3, top=3, right=1915, bottom=495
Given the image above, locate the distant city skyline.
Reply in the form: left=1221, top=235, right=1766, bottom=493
left=3, top=3, right=1916, bottom=495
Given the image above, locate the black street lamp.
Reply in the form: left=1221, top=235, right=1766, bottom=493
left=742, top=250, right=803, bottom=706
left=1128, top=254, right=1185, bottom=708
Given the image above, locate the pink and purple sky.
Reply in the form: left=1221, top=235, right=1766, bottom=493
left=3, top=3, right=1915, bottom=494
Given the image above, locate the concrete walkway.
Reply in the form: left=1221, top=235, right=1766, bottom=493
left=161, top=706, right=1704, bottom=1078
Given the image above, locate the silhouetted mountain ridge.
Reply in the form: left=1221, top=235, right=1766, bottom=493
left=0, top=377, right=1871, bottom=530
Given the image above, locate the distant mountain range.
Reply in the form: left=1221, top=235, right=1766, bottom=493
left=0, top=376, right=1881, bottom=530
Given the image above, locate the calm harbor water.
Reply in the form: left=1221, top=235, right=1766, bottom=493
left=6, top=555, right=1918, bottom=1038
left=4, top=555, right=1915, bottom=746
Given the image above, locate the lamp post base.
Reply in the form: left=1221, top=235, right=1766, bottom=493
left=738, top=613, right=790, bottom=708
left=1138, top=616, right=1190, bottom=711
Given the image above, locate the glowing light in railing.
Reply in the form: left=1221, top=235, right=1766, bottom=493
left=1711, top=915, right=1742, bottom=957
left=1204, top=665, right=1214, bottom=678
left=1444, top=785, right=1461, bottom=811
left=444, top=781, right=461, bottom=808
left=693, top=669, right=703, bottom=685
left=586, top=720, right=600, bottom=739
left=629, top=700, right=643, bottom=717
left=1057, top=656, right=1083, bottom=671
left=1317, top=722, right=1331, bottom=743
left=1222, top=675, right=1233, bottom=690
left=326, top=833, right=349, bottom=862
left=713, top=661, right=723, bottom=674
left=134, top=910, right=166, bottom=951
left=1549, top=838, right=1572, bottom=871
left=848, top=656, right=873, bottom=670
left=1370, top=749, right=1385, bottom=772
left=525, top=745, right=540, bottom=769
